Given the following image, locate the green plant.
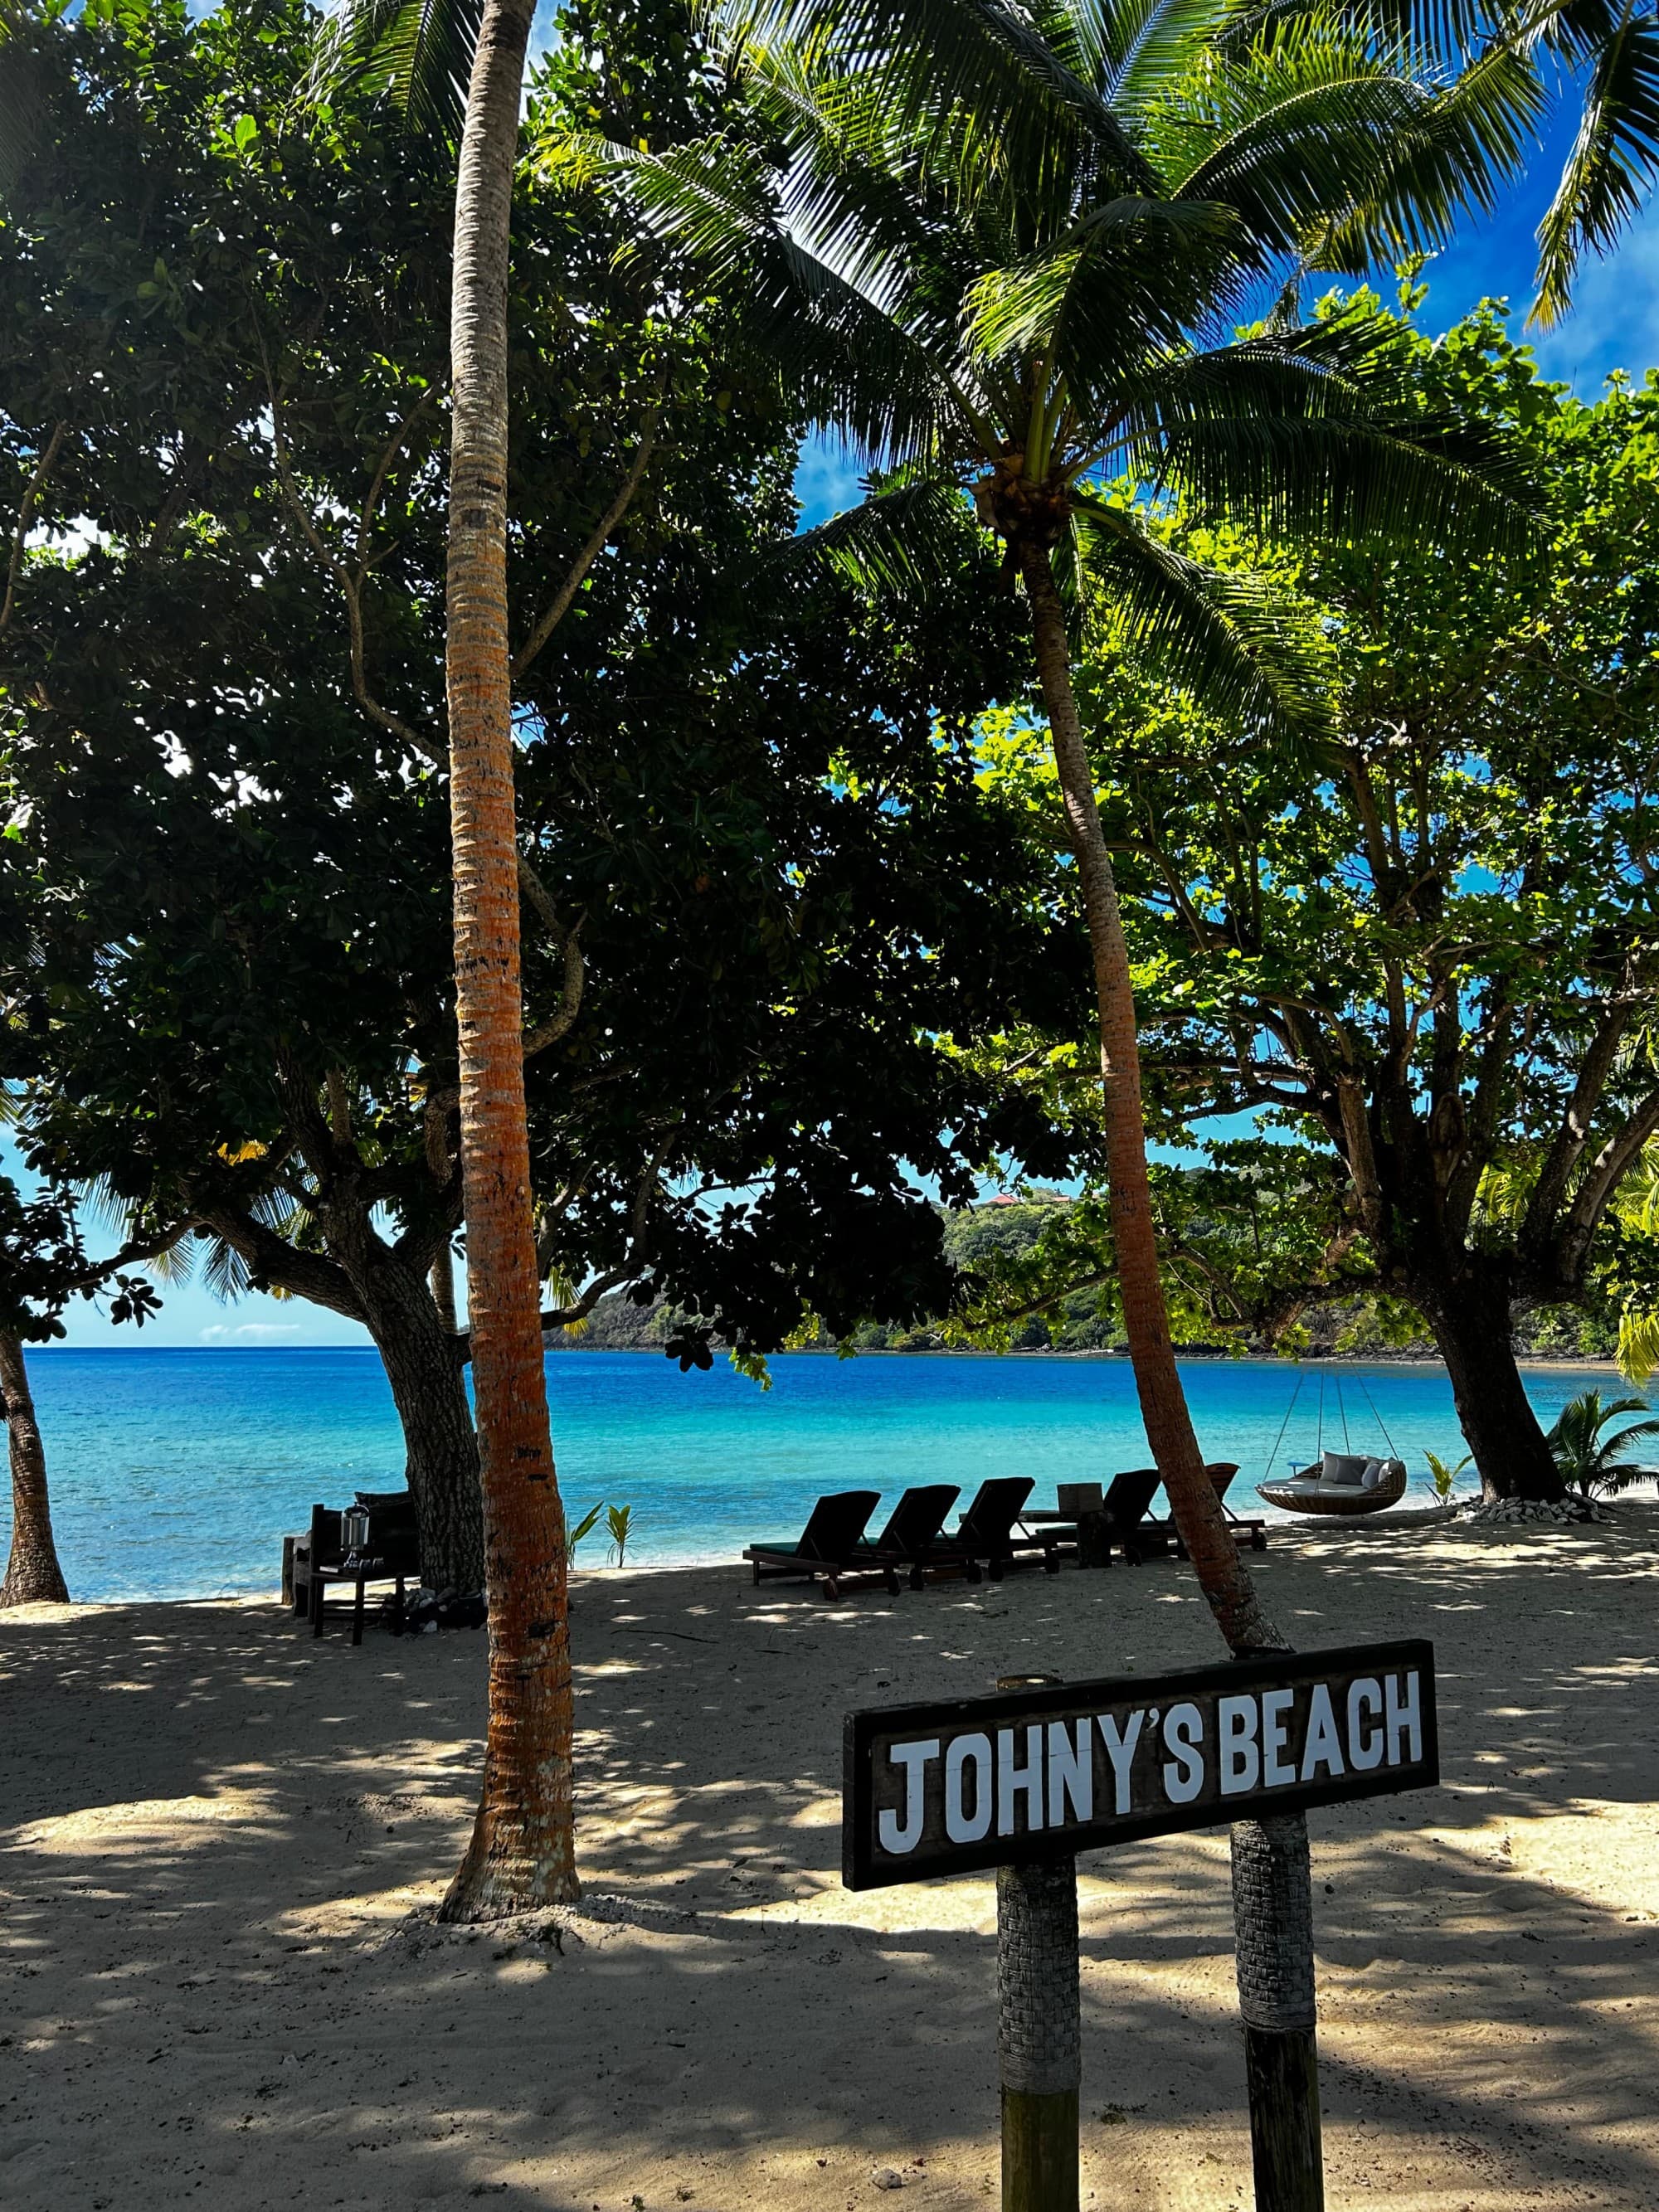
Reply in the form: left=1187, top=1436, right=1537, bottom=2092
left=1423, top=1451, right=1472, bottom=1503
left=1545, top=1391, right=1659, bottom=1500
left=606, top=1504, right=634, bottom=1568
left=565, top=1503, right=604, bottom=1564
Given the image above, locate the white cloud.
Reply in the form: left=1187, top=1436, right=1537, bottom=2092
left=199, top=1323, right=304, bottom=1344
left=1531, top=205, right=1659, bottom=391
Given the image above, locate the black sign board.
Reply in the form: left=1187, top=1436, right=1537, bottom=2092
left=843, top=1638, right=1437, bottom=1890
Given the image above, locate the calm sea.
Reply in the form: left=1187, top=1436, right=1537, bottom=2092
left=2, top=1348, right=1608, bottom=1602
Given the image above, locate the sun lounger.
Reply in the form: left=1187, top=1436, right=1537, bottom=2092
left=1207, top=1461, right=1268, bottom=1550
left=1096, top=1466, right=1169, bottom=1563
left=742, top=1490, right=887, bottom=1599
left=935, top=1476, right=1060, bottom=1582
left=1146, top=1462, right=1270, bottom=1557
left=853, top=1484, right=961, bottom=1590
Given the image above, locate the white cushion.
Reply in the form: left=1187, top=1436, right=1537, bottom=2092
left=1360, top=1459, right=1385, bottom=1490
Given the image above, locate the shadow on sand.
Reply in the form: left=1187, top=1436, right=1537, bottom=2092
left=2, top=1506, right=1657, bottom=2210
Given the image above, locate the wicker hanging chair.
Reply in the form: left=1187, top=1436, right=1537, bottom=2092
left=1257, top=1460, right=1410, bottom=1515
left=1254, top=1367, right=1413, bottom=1518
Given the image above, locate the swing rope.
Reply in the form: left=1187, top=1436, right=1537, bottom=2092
left=1336, top=1369, right=1351, bottom=1452
left=1316, top=1369, right=1326, bottom=1463
left=1262, top=1365, right=1306, bottom=1479
left=1357, top=1377, right=1403, bottom=1461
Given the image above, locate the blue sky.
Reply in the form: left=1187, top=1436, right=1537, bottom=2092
left=38, top=70, right=1659, bottom=1345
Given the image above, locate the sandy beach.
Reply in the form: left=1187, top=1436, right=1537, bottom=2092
left=4, top=1508, right=1658, bottom=2211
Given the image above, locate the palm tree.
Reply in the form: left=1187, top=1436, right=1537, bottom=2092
left=589, top=16, right=1532, bottom=2190
left=586, top=0, right=1535, bottom=1651
left=435, top=0, right=585, bottom=1919
left=1545, top=1388, right=1659, bottom=1497
left=316, top=0, right=585, bottom=1916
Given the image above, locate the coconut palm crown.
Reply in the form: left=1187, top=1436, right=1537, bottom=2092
left=572, top=0, right=1541, bottom=719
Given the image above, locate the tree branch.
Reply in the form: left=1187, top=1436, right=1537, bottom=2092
left=257, top=332, right=437, bottom=761
left=523, top=920, right=586, bottom=1058
left=1521, top=995, right=1639, bottom=1250
left=192, top=1205, right=368, bottom=1324
left=1558, top=1085, right=1659, bottom=1282
left=510, top=402, right=660, bottom=682
left=1, top=419, right=66, bottom=637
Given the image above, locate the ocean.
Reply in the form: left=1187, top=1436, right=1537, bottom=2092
left=0, top=1348, right=1612, bottom=1604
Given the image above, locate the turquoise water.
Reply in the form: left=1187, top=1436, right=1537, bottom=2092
left=1, top=1348, right=1609, bottom=1602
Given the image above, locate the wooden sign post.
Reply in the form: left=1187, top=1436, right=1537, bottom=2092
left=995, top=1676, right=1078, bottom=2212
left=844, top=1640, right=1438, bottom=2211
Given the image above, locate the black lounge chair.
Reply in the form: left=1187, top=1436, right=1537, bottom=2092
left=742, top=1490, right=885, bottom=1599
left=1097, top=1466, right=1169, bottom=1563
left=937, top=1476, right=1060, bottom=1582
left=1156, top=1462, right=1269, bottom=1555
left=1209, top=1461, right=1268, bottom=1550
left=854, top=1484, right=961, bottom=1590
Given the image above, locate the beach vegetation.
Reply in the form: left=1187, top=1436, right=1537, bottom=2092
left=606, top=1502, right=634, bottom=1565
left=1423, top=1449, right=1472, bottom=1504
left=1545, top=1388, right=1659, bottom=1500
left=565, top=1500, right=606, bottom=1562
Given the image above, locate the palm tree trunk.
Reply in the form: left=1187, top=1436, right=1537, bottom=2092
left=439, top=0, right=577, bottom=1920
left=1016, top=542, right=1279, bottom=1652
left=1019, top=542, right=1321, bottom=2211
left=1, top=1332, right=70, bottom=1607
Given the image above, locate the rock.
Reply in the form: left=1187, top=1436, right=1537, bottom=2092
left=871, top=2170, right=905, bottom=2191
left=1460, top=1495, right=1611, bottom=1525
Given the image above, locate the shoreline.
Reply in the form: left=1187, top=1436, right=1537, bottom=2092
left=29, top=1339, right=1623, bottom=1371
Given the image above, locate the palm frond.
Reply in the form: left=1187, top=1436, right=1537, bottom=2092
left=312, top=0, right=484, bottom=134
left=794, top=473, right=980, bottom=593
left=1099, top=0, right=1249, bottom=114
left=1530, top=7, right=1659, bottom=327
left=963, top=196, right=1247, bottom=382
left=1159, top=27, right=1537, bottom=268
left=202, top=1237, right=254, bottom=1304
left=1123, top=321, right=1536, bottom=559
left=572, top=129, right=980, bottom=464
left=1070, top=489, right=1335, bottom=742
left=1618, top=1307, right=1659, bottom=1387
left=708, top=0, right=1161, bottom=198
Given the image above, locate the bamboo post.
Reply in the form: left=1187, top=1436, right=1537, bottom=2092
left=996, top=1675, right=1079, bottom=2212
left=1231, top=1814, right=1324, bottom=2212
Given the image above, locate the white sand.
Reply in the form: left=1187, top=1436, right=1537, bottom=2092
left=3, top=1507, right=1658, bottom=2210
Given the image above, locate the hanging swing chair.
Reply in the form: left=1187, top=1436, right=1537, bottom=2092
left=1255, top=1366, right=1411, bottom=1516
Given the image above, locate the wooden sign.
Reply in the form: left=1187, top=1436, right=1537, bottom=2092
left=843, top=1638, right=1437, bottom=1889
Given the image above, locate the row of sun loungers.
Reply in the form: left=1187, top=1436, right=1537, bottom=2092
left=745, top=1477, right=1058, bottom=1600
left=743, top=1465, right=1263, bottom=1601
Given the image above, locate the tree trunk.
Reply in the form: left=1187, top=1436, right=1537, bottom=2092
left=1, top=1332, right=70, bottom=1607
left=1418, top=1272, right=1567, bottom=1505
left=1017, top=542, right=1280, bottom=1652
left=440, top=0, right=577, bottom=1919
left=351, top=1260, right=484, bottom=1592
left=1019, top=539, right=1323, bottom=2210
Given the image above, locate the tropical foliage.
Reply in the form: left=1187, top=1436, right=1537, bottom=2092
left=971, top=289, right=1659, bottom=1502
left=1545, top=1388, right=1659, bottom=1497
